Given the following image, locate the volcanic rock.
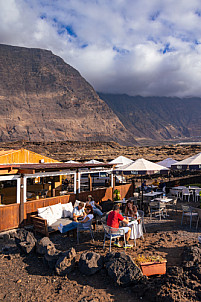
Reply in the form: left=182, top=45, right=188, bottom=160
left=79, top=252, right=103, bottom=276
left=15, top=229, right=36, bottom=254
left=36, top=237, right=56, bottom=255
left=55, top=247, right=76, bottom=276
left=104, top=252, right=143, bottom=286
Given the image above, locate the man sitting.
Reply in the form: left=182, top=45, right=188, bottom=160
left=73, top=202, right=86, bottom=222
left=58, top=205, right=93, bottom=234
left=107, top=204, right=132, bottom=248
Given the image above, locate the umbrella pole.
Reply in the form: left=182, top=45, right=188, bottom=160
left=141, top=176, right=143, bottom=210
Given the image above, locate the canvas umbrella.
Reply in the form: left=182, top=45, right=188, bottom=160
left=171, top=152, right=201, bottom=170
left=157, top=158, right=178, bottom=168
left=115, top=158, right=169, bottom=175
left=109, top=155, right=134, bottom=168
left=115, top=158, right=169, bottom=207
left=85, top=159, right=103, bottom=164
left=65, top=160, right=80, bottom=164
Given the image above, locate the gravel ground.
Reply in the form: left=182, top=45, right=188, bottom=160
left=0, top=204, right=201, bottom=302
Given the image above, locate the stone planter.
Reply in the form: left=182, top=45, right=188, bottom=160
left=140, top=260, right=167, bottom=276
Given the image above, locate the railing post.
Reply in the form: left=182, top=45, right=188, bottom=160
left=88, top=173, right=92, bottom=192
left=19, top=176, right=24, bottom=227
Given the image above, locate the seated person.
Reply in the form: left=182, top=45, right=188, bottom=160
left=86, top=195, right=103, bottom=217
left=73, top=202, right=86, bottom=222
left=152, top=179, right=159, bottom=187
left=58, top=205, right=94, bottom=233
left=159, top=180, right=166, bottom=190
left=125, top=201, right=140, bottom=220
left=107, top=204, right=132, bottom=248
left=141, top=180, right=148, bottom=192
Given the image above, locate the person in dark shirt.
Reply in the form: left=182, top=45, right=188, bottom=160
left=141, top=180, right=147, bottom=192
left=107, top=204, right=132, bottom=248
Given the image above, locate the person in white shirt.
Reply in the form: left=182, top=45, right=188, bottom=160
left=58, top=205, right=94, bottom=233
left=73, top=202, right=85, bottom=221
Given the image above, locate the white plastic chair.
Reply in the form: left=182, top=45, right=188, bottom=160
left=181, top=205, right=199, bottom=229
left=77, top=219, right=94, bottom=244
left=195, top=189, right=201, bottom=202
left=102, top=223, right=126, bottom=252
left=182, top=188, right=191, bottom=202
left=149, top=201, right=165, bottom=220
left=138, top=210, right=146, bottom=233
left=196, top=208, right=201, bottom=230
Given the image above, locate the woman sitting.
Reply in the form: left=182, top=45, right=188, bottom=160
left=86, top=195, right=103, bottom=217
left=58, top=205, right=94, bottom=233
left=125, top=201, right=140, bottom=221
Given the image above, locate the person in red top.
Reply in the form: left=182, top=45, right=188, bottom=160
left=107, top=204, right=132, bottom=248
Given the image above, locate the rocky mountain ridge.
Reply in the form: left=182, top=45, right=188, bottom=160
left=0, top=44, right=136, bottom=145
left=98, top=93, right=201, bottom=143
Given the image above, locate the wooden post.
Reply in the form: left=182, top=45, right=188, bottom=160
left=19, top=176, right=24, bottom=227
left=51, top=179, right=55, bottom=197
left=132, top=178, right=135, bottom=195
left=88, top=173, right=92, bottom=192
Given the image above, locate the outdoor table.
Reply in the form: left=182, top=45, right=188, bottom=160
left=188, top=186, right=200, bottom=190
left=153, top=197, right=173, bottom=218
left=114, top=199, right=127, bottom=204
left=143, top=191, right=163, bottom=198
left=170, top=186, right=186, bottom=198
left=171, top=186, right=200, bottom=200
left=127, top=219, right=143, bottom=244
left=154, top=197, right=173, bottom=203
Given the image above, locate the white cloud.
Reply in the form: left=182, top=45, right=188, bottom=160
left=1, top=0, right=201, bottom=97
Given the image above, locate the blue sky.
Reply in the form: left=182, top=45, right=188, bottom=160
left=1, top=0, right=201, bottom=97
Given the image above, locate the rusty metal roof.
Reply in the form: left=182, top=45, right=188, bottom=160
left=0, top=162, right=115, bottom=171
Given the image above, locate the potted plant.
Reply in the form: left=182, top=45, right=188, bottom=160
left=113, top=189, right=121, bottom=201
left=135, top=254, right=167, bottom=276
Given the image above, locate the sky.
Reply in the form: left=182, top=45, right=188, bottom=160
left=1, top=0, right=201, bottom=97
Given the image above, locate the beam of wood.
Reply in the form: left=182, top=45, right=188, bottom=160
left=88, top=174, right=92, bottom=192
left=0, top=169, right=19, bottom=175
left=18, top=169, right=35, bottom=174
left=19, top=177, right=24, bottom=226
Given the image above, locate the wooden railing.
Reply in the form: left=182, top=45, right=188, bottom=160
left=0, top=183, right=133, bottom=232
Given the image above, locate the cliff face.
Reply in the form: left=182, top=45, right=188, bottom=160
left=98, top=93, right=201, bottom=142
left=0, top=44, right=136, bottom=145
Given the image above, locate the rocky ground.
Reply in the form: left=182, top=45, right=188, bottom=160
left=0, top=203, right=201, bottom=302
left=0, top=140, right=201, bottom=162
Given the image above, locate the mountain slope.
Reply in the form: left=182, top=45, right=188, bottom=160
left=0, top=44, right=136, bottom=145
left=98, top=93, right=201, bottom=142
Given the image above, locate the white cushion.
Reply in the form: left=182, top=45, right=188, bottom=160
left=62, top=202, right=74, bottom=218
left=49, top=203, right=63, bottom=220
left=38, top=206, right=57, bottom=226
left=74, top=200, right=86, bottom=208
